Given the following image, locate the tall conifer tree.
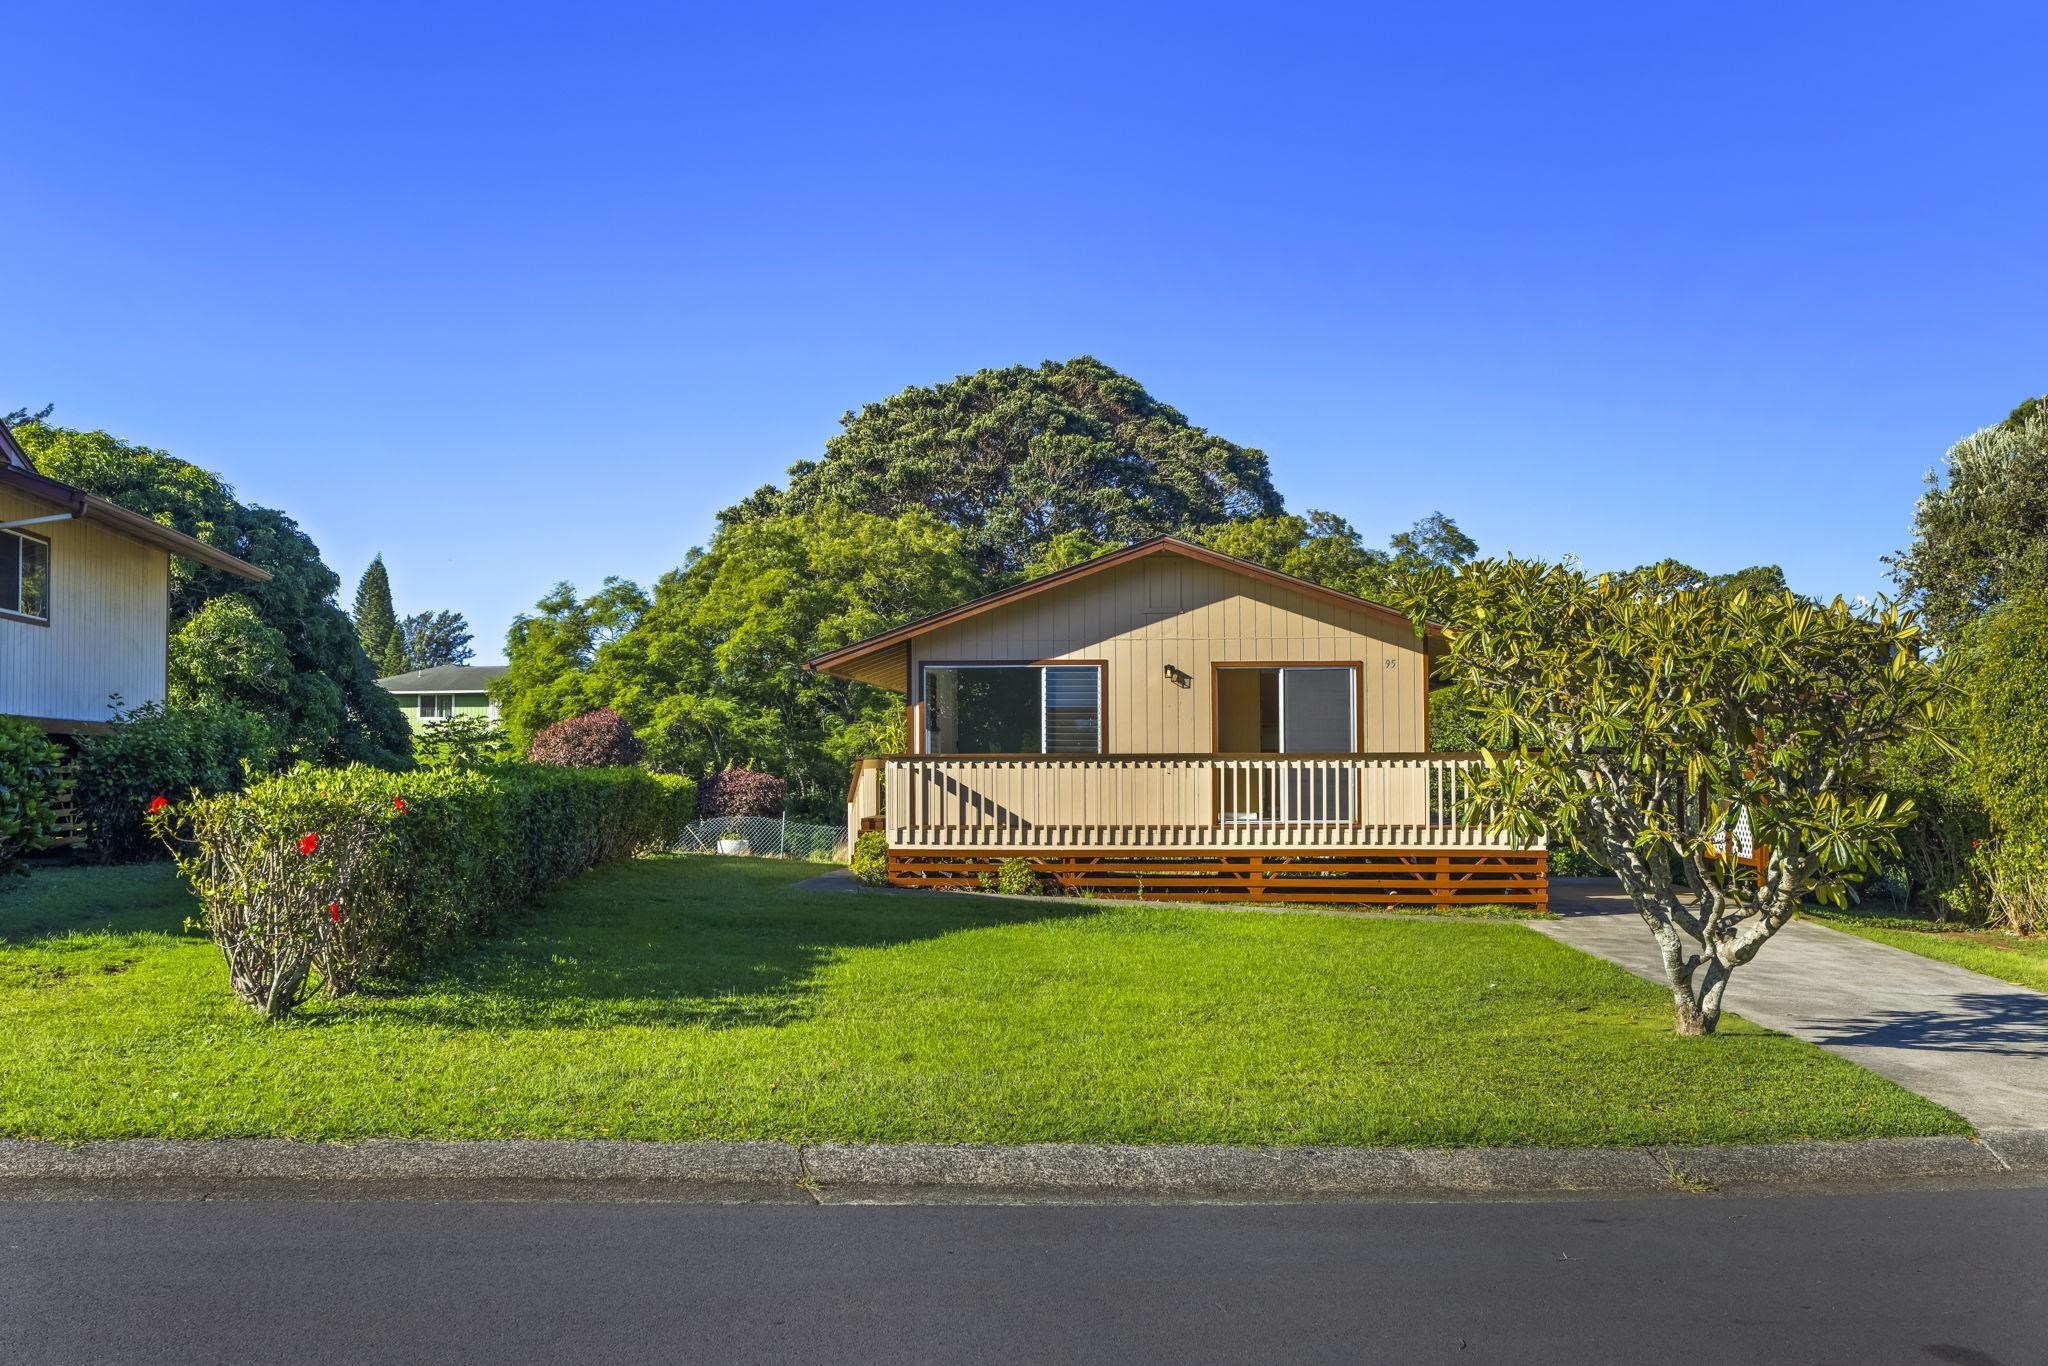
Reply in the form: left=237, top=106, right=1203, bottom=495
left=353, top=555, right=399, bottom=671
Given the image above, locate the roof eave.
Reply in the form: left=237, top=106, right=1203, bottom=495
left=0, top=465, right=271, bottom=582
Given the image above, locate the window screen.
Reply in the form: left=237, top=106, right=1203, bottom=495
left=922, top=664, right=1102, bottom=754
left=1279, top=667, right=1354, bottom=753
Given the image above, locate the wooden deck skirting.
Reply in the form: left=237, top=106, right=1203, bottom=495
left=886, top=849, right=1550, bottom=909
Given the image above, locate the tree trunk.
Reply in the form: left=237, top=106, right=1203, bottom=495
left=1670, top=958, right=1730, bottom=1036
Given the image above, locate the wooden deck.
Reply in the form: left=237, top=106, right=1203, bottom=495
left=847, top=753, right=1547, bottom=907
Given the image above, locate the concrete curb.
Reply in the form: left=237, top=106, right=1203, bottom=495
left=3, top=1133, right=2044, bottom=1203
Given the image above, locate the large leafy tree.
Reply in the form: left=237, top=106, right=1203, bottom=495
left=495, top=578, right=646, bottom=750
left=1407, top=560, right=1948, bottom=1034
left=398, top=610, right=475, bottom=669
left=12, top=422, right=411, bottom=766
left=1889, top=397, right=2048, bottom=643
left=494, top=506, right=983, bottom=817
left=1196, top=509, right=1481, bottom=600
left=726, top=357, right=1283, bottom=577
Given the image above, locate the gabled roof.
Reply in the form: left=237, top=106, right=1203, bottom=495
left=804, top=534, right=1440, bottom=681
left=376, top=664, right=510, bottom=693
left=0, top=419, right=271, bottom=582
left=0, top=420, right=33, bottom=471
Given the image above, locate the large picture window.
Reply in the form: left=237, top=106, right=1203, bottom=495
left=921, top=664, right=1102, bottom=754
left=1, top=528, right=50, bottom=622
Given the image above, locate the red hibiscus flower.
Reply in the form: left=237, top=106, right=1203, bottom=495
left=298, top=832, right=321, bottom=856
left=393, top=798, right=408, bottom=813
left=147, top=796, right=169, bottom=814
left=329, top=902, right=342, bottom=923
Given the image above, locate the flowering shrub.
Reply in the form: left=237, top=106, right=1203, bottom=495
left=526, top=708, right=643, bottom=768
left=697, top=767, right=787, bottom=818
left=0, top=718, right=63, bottom=884
left=155, top=762, right=697, bottom=1017
left=151, top=790, right=382, bottom=1018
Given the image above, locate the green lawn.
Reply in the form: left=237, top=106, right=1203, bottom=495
left=1805, top=908, right=2048, bottom=994
left=0, top=856, right=1964, bottom=1147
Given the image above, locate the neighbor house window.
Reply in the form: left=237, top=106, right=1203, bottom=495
left=0, top=528, right=50, bottom=622
left=419, top=694, right=453, bottom=722
left=921, top=664, right=1102, bottom=754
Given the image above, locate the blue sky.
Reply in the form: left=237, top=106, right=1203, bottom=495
left=5, top=1, right=2043, bottom=661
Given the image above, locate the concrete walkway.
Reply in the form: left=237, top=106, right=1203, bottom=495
left=1531, top=879, right=2048, bottom=1131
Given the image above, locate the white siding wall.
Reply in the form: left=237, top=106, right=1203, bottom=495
left=908, top=553, right=1430, bottom=754
left=0, top=486, right=170, bottom=727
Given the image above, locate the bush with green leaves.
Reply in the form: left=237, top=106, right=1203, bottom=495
left=1969, top=592, right=2048, bottom=932
left=976, top=857, right=1043, bottom=896
left=0, top=718, right=64, bottom=884
left=414, top=714, right=512, bottom=768
left=73, top=702, right=280, bottom=863
left=1861, top=721, right=1989, bottom=921
left=155, top=762, right=697, bottom=1016
left=850, top=830, right=888, bottom=886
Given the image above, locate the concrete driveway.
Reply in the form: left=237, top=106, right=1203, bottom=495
left=1531, top=879, right=2048, bottom=1133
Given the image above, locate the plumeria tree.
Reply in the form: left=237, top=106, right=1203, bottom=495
left=1404, top=560, right=1951, bottom=1035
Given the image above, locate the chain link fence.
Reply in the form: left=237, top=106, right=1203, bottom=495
left=672, top=814, right=846, bottom=861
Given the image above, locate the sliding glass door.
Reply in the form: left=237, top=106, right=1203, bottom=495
left=1214, top=665, right=1357, bottom=822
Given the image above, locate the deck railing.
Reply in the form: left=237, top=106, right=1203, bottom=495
left=865, top=753, right=1536, bottom=852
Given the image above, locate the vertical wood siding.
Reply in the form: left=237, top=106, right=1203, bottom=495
left=0, top=487, right=170, bottom=725
left=908, top=553, right=1427, bottom=753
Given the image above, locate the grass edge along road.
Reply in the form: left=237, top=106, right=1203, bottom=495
left=0, top=856, right=1965, bottom=1147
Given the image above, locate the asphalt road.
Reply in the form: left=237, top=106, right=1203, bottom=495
left=4, top=1189, right=2046, bottom=1365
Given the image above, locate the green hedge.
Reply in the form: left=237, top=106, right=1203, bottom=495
left=75, top=702, right=279, bottom=863
left=0, top=718, right=63, bottom=883
left=1970, top=592, right=2048, bottom=931
left=160, top=762, right=695, bottom=1016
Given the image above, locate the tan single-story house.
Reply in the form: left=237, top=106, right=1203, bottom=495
left=1, top=419, right=271, bottom=739
left=806, top=535, right=1545, bottom=907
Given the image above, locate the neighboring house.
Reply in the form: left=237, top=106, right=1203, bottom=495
left=808, top=535, right=1545, bottom=907
left=1, top=418, right=271, bottom=739
left=376, top=664, right=509, bottom=733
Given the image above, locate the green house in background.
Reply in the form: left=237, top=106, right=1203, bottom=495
left=376, top=664, right=509, bottom=733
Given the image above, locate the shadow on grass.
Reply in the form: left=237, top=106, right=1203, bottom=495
left=0, top=862, right=196, bottom=945
left=366, top=856, right=1105, bottom=1033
